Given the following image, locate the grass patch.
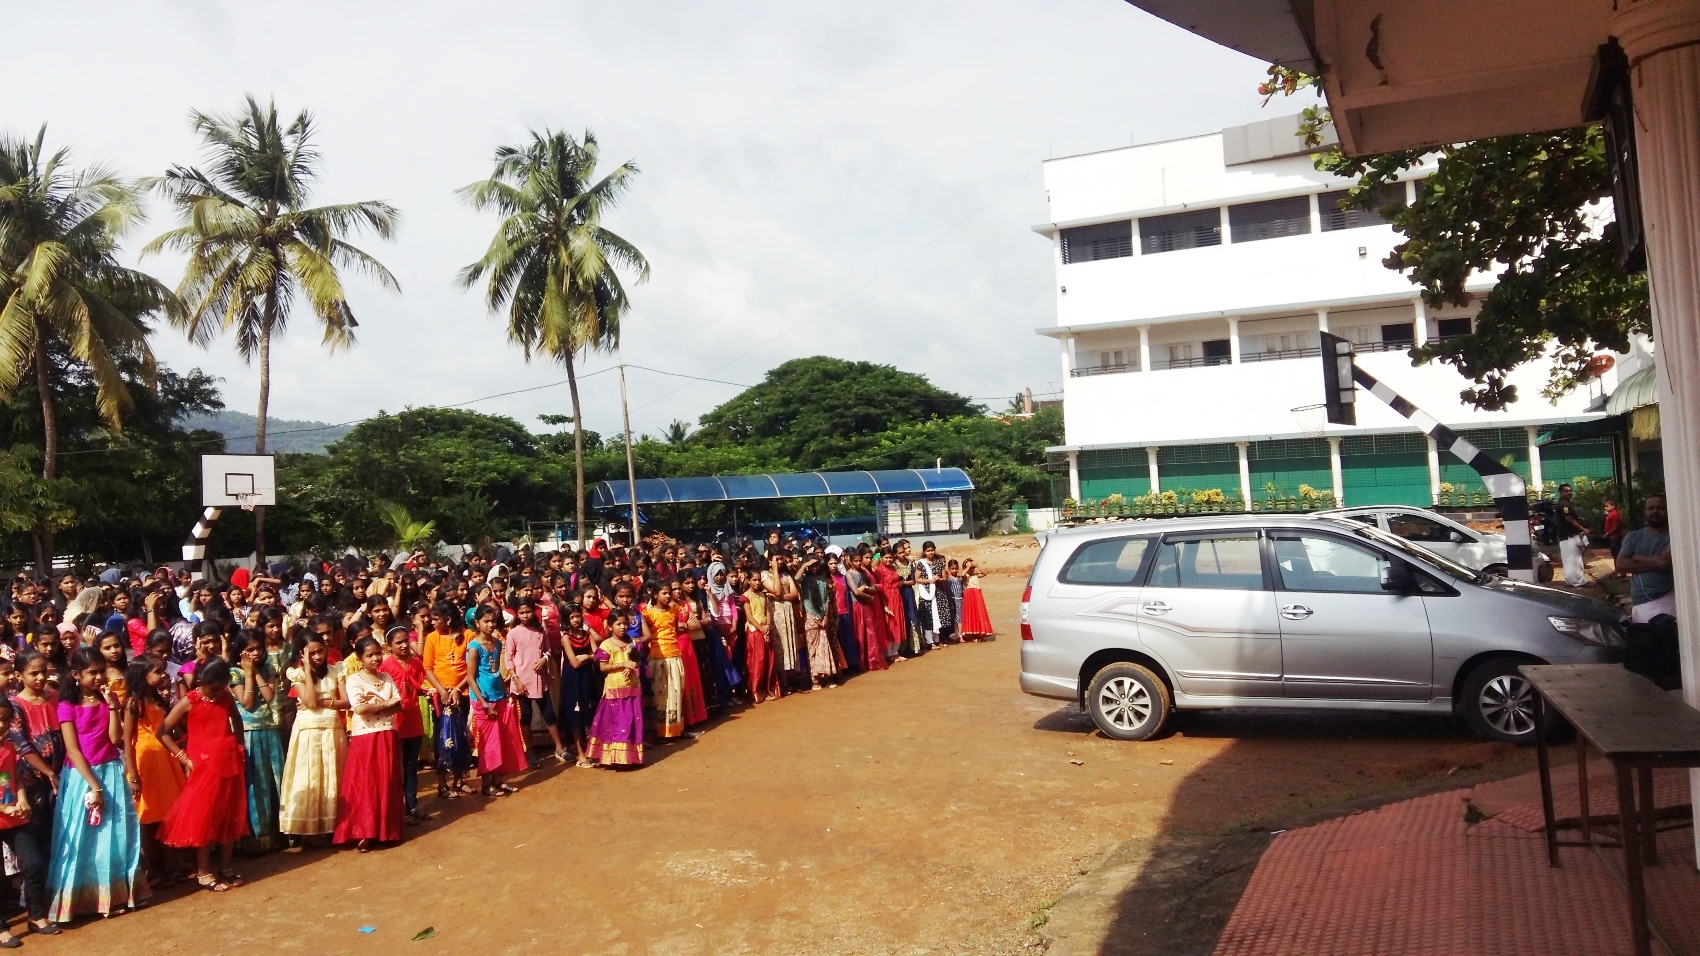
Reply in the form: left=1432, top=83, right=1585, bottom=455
left=1027, top=897, right=1059, bottom=930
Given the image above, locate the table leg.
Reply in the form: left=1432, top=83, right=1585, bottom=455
left=1576, top=732, right=1591, bottom=844
left=1536, top=692, right=1559, bottom=866
left=1617, top=763, right=1650, bottom=956
left=1637, top=766, right=1657, bottom=865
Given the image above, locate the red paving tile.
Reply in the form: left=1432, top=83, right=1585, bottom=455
left=1213, top=770, right=1697, bottom=956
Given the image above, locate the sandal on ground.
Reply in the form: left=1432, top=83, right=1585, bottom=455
left=31, top=922, right=60, bottom=937
left=219, top=870, right=246, bottom=887
left=196, top=874, right=233, bottom=893
left=575, top=758, right=596, bottom=768
left=497, top=784, right=517, bottom=795
left=437, top=785, right=461, bottom=800
left=356, top=839, right=374, bottom=853
left=0, top=933, right=20, bottom=949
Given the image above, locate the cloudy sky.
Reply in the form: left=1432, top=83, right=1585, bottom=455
left=12, top=0, right=1288, bottom=440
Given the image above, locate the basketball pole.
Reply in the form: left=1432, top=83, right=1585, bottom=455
left=618, top=362, right=641, bottom=549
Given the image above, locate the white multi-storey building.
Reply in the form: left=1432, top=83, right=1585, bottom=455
left=1037, top=115, right=1630, bottom=509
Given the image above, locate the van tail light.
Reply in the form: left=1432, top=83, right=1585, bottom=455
left=1020, top=586, right=1033, bottom=640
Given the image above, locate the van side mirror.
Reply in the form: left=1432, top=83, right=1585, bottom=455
left=1380, top=562, right=1415, bottom=593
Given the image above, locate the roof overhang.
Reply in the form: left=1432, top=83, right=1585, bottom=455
left=1123, top=0, right=1611, bottom=156
left=1037, top=282, right=1493, bottom=338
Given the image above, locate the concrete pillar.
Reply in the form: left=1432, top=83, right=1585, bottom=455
left=1236, top=441, right=1252, bottom=508
left=1138, top=325, right=1151, bottom=372
left=1413, top=299, right=1429, bottom=346
left=1067, top=450, right=1082, bottom=502
left=1613, top=0, right=1700, bottom=849
left=1328, top=436, right=1344, bottom=506
left=1316, top=307, right=1329, bottom=333
left=1062, top=335, right=1076, bottom=379
left=1228, top=317, right=1241, bottom=364
left=1146, top=446, right=1160, bottom=493
left=1426, top=436, right=1442, bottom=505
left=1525, top=425, right=1543, bottom=495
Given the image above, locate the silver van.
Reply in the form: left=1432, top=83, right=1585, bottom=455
left=1019, top=514, right=1623, bottom=744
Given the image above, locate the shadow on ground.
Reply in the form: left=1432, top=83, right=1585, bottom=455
left=1036, top=705, right=1532, bottom=956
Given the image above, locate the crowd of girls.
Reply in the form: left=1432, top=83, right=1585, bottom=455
left=0, top=531, right=993, bottom=938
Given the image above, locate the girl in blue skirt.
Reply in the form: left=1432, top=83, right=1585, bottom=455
left=47, top=649, right=148, bottom=922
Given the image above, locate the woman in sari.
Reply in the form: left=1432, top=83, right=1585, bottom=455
left=798, top=555, right=841, bottom=690
left=873, top=552, right=906, bottom=663
left=845, top=552, right=887, bottom=673
left=763, top=553, right=808, bottom=693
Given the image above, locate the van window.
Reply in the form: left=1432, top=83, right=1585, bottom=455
left=1057, top=537, right=1153, bottom=586
left=1147, top=535, right=1264, bottom=590
left=1271, top=534, right=1387, bottom=593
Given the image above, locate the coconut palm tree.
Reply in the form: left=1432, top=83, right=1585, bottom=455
left=0, top=126, right=176, bottom=568
left=458, top=130, right=649, bottom=548
left=145, top=96, right=400, bottom=560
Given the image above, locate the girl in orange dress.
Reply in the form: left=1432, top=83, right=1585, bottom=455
left=121, top=656, right=187, bottom=886
left=157, top=658, right=250, bottom=892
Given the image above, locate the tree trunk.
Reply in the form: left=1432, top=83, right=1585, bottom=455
left=566, top=349, right=586, bottom=549
left=33, top=335, right=57, bottom=570
left=253, top=304, right=273, bottom=565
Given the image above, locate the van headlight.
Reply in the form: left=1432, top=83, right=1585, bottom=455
left=1548, top=616, right=1625, bottom=647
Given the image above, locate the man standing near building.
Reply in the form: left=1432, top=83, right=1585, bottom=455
left=1555, top=483, right=1591, bottom=587
left=1615, top=495, right=1675, bottom=623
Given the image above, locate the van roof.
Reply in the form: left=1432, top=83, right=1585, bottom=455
left=1047, top=513, right=1361, bottom=543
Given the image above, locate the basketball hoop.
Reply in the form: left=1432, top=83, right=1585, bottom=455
left=234, top=493, right=258, bottom=512
left=1291, top=404, right=1328, bottom=439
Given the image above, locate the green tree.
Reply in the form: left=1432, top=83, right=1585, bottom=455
left=1260, top=67, right=1647, bottom=410
left=145, top=96, right=400, bottom=559
left=0, top=127, right=177, bottom=567
left=458, top=129, right=649, bottom=548
left=694, top=356, right=981, bottom=468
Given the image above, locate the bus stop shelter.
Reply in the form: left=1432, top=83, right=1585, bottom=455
left=589, top=467, right=977, bottom=538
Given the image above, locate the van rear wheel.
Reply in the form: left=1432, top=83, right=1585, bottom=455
left=1085, top=662, right=1171, bottom=741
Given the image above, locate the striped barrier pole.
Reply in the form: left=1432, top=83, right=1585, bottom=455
left=182, top=506, right=222, bottom=583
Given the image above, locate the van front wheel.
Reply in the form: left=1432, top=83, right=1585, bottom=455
left=1085, top=662, right=1171, bottom=741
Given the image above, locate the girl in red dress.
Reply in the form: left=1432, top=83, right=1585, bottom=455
left=958, top=559, right=995, bottom=640
left=335, top=638, right=405, bottom=850
left=157, top=658, right=250, bottom=892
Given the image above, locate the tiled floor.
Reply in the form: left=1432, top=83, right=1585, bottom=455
left=1213, top=768, right=1697, bottom=956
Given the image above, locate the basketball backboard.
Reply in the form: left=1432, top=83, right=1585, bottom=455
left=202, top=454, right=277, bottom=508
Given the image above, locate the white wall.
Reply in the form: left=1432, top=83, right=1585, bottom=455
left=1061, top=348, right=1607, bottom=449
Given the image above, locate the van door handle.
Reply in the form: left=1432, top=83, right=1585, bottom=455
left=1141, top=601, right=1172, bottom=616
left=1280, top=604, right=1314, bottom=620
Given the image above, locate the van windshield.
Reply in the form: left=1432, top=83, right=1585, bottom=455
left=1351, top=523, right=1483, bottom=583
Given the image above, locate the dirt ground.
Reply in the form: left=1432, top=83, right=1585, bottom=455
left=65, top=536, right=1539, bottom=955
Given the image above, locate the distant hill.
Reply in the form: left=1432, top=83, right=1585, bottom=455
left=182, top=410, right=354, bottom=454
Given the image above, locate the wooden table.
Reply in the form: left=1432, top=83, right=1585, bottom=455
left=1521, top=663, right=1700, bottom=956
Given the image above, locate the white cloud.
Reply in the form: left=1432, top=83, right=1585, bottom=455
left=10, top=0, right=1289, bottom=439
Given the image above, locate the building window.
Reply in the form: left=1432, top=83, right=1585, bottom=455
left=1100, top=349, right=1126, bottom=369
left=1228, top=196, right=1312, bottom=243
left=1139, top=208, right=1221, bottom=254
left=1436, top=317, right=1472, bottom=339
left=1167, top=343, right=1194, bottom=368
left=1318, top=184, right=1404, bottom=231
left=1061, top=220, right=1133, bottom=264
left=1260, top=332, right=1314, bottom=357
left=1381, top=322, right=1415, bottom=345
left=1202, top=339, right=1232, bottom=365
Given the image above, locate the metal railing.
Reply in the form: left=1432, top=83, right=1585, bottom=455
left=1070, top=362, right=1140, bottom=377
left=1242, top=345, right=1324, bottom=363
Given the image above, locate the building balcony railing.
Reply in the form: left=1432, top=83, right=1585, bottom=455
left=1242, top=346, right=1323, bottom=363
left=1161, top=355, right=1232, bottom=369
left=1070, top=362, right=1140, bottom=377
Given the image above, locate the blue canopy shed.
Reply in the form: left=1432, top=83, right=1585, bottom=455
left=590, top=468, right=976, bottom=537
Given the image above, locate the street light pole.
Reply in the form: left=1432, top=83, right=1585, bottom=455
left=618, top=362, right=641, bottom=548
